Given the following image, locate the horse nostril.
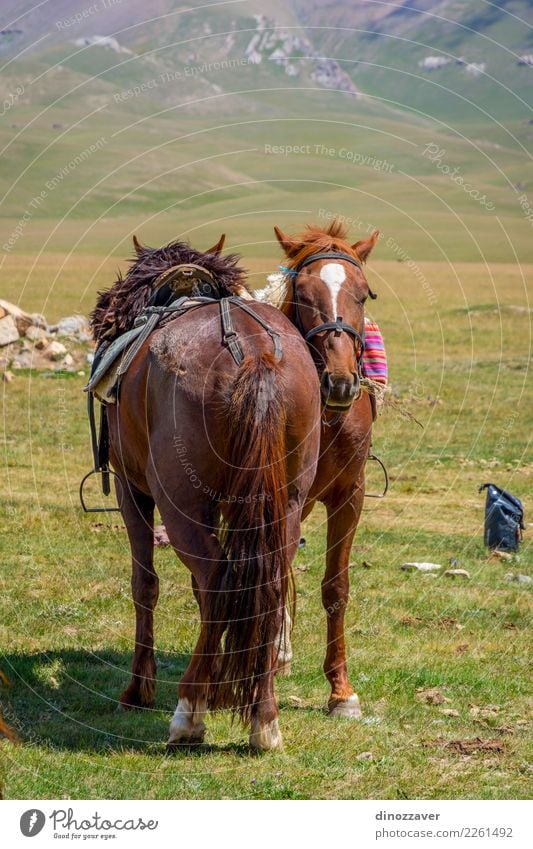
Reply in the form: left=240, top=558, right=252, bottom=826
left=320, top=370, right=332, bottom=395
left=350, top=372, right=361, bottom=399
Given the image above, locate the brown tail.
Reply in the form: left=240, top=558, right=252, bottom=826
left=201, top=352, right=293, bottom=721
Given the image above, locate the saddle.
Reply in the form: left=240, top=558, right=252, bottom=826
left=81, top=281, right=283, bottom=512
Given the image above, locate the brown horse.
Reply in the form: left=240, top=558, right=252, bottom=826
left=273, top=219, right=379, bottom=718
left=92, top=235, right=320, bottom=750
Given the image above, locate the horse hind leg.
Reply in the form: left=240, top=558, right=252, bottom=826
left=119, top=486, right=159, bottom=710
left=156, top=508, right=222, bottom=748
left=168, top=585, right=212, bottom=748
left=249, top=664, right=283, bottom=752
left=168, top=691, right=207, bottom=747
left=275, top=607, right=293, bottom=677
left=250, top=500, right=304, bottom=750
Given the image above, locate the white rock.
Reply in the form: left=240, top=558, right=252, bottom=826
left=30, top=313, right=47, bottom=329
left=504, top=573, right=532, bottom=585
left=46, top=340, right=67, bottom=361
left=419, top=56, right=450, bottom=71
left=25, top=325, right=48, bottom=344
left=0, top=299, right=33, bottom=334
left=56, top=315, right=90, bottom=338
left=444, top=569, right=470, bottom=579
left=0, top=314, right=19, bottom=346
left=464, top=62, right=486, bottom=77
left=400, top=562, right=442, bottom=572
left=73, top=35, right=132, bottom=55
left=11, top=352, right=32, bottom=369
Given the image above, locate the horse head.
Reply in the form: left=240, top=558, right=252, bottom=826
left=275, top=220, right=379, bottom=410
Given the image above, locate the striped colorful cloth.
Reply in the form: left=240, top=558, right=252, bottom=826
left=363, top=319, right=388, bottom=384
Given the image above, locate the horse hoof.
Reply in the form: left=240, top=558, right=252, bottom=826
left=166, top=732, right=205, bottom=750
left=328, top=694, right=362, bottom=719
left=117, top=696, right=154, bottom=712
left=249, top=718, right=283, bottom=752
left=277, top=661, right=292, bottom=677
left=167, top=722, right=206, bottom=747
left=168, top=698, right=206, bottom=747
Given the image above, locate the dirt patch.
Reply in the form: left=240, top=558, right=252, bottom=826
left=427, top=737, right=506, bottom=755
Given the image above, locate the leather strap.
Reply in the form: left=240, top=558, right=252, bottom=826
left=304, top=317, right=365, bottom=350
left=220, top=298, right=245, bottom=365
left=219, top=296, right=283, bottom=365
left=292, top=251, right=377, bottom=299
left=116, top=311, right=162, bottom=379
left=295, top=251, right=363, bottom=273
left=227, top=296, right=283, bottom=361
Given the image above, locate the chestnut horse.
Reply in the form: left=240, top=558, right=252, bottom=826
left=273, top=219, right=379, bottom=718
left=91, top=236, right=320, bottom=750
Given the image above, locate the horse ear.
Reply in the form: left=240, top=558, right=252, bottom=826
left=206, top=233, right=225, bottom=254
left=274, top=226, right=301, bottom=257
left=132, top=234, right=144, bottom=256
left=352, top=230, right=379, bottom=263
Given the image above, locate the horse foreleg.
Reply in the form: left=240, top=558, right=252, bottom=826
left=119, top=486, right=158, bottom=710
left=322, top=492, right=364, bottom=718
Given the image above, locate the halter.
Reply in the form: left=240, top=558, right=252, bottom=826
left=290, top=251, right=368, bottom=363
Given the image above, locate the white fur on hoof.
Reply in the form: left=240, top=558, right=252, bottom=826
left=328, top=693, right=362, bottom=719
left=249, top=717, right=283, bottom=751
left=167, top=697, right=206, bottom=746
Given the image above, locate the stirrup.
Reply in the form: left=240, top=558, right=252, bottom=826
left=365, top=453, right=389, bottom=499
left=79, top=468, right=123, bottom=513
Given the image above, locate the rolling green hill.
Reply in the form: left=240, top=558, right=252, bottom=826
left=0, top=0, right=531, bottom=264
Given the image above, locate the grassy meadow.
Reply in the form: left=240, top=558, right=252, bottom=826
left=0, top=0, right=531, bottom=798
left=1, top=255, right=531, bottom=799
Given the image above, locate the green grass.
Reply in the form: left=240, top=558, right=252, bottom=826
left=1, top=259, right=531, bottom=799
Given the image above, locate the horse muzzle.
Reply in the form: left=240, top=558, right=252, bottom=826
left=320, top=370, right=361, bottom=409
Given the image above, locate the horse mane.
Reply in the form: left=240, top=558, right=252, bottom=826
left=279, top=219, right=360, bottom=317
left=91, top=239, right=249, bottom=342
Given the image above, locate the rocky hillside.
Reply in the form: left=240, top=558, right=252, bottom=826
left=1, top=1, right=531, bottom=265
left=1, top=0, right=531, bottom=122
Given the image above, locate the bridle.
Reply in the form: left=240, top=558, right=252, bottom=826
left=288, top=252, right=376, bottom=413
left=283, top=250, right=389, bottom=488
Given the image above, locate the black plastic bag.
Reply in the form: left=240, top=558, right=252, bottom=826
left=479, top=483, right=524, bottom=551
